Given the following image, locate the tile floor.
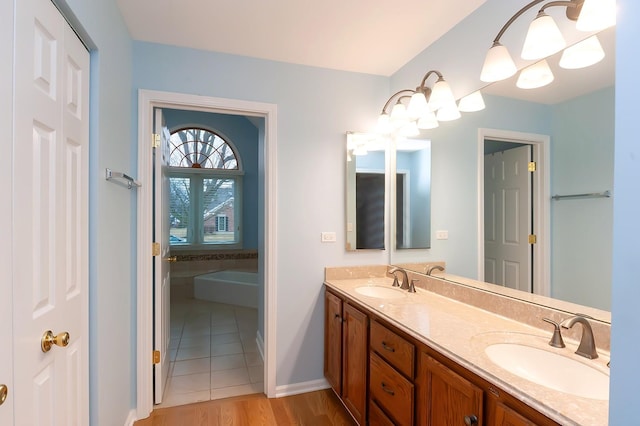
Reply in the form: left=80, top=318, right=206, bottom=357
left=157, top=299, right=264, bottom=408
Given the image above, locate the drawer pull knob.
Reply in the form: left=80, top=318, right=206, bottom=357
left=381, top=382, right=395, bottom=396
left=334, top=314, right=343, bottom=322
left=381, top=341, right=395, bottom=352
left=464, top=415, right=479, bottom=426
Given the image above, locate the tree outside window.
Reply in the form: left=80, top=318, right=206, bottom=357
left=168, top=127, right=243, bottom=247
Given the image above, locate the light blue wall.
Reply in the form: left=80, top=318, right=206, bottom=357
left=550, top=87, right=614, bottom=309
left=610, top=0, right=640, bottom=422
left=162, top=109, right=260, bottom=250
left=397, top=148, right=432, bottom=248
left=57, top=0, right=134, bottom=425
left=132, top=41, right=390, bottom=387
left=356, top=151, right=385, bottom=171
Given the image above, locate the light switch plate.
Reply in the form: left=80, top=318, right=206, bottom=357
left=321, top=232, right=337, bottom=242
left=436, top=230, right=449, bottom=240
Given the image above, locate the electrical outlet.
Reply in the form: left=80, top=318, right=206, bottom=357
left=436, top=230, right=449, bottom=240
left=321, top=232, right=337, bottom=242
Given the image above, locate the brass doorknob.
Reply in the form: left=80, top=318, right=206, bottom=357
left=0, top=384, right=7, bottom=406
left=41, top=330, right=70, bottom=353
left=166, top=256, right=177, bottom=262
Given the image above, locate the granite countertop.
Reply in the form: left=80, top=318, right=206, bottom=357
left=324, top=276, right=610, bottom=426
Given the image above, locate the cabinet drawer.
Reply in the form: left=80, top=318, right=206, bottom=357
left=369, top=400, right=395, bottom=426
left=370, top=352, right=414, bottom=426
left=370, top=320, right=415, bottom=378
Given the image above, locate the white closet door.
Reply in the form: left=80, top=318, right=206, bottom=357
left=12, top=0, right=90, bottom=424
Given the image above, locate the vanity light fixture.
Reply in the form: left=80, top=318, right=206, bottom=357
left=521, top=10, right=566, bottom=60
left=576, top=0, right=616, bottom=31
left=458, top=90, right=486, bottom=113
left=417, top=110, right=439, bottom=130
left=416, top=70, right=458, bottom=113
left=376, top=89, right=420, bottom=136
left=559, top=35, right=605, bottom=69
left=516, top=59, right=555, bottom=89
left=480, top=0, right=616, bottom=83
left=376, top=70, right=472, bottom=136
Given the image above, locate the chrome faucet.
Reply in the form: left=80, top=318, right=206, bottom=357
left=426, top=265, right=444, bottom=276
left=561, top=315, right=599, bottom=359
left=388, top=267, right=415, bottom=293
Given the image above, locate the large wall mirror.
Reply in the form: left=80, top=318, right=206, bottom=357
left=346, top=132, right=432, bottom=252
left=394, top=23, right=615, bottom=321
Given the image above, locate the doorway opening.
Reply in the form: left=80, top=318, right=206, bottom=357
left=160, top=109, right=262, bottom=407
left=136, top=90, right=277, bottom=418
left=477, top=128, right=551, bottom=297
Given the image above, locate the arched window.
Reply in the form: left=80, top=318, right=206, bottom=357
left=169, top=127, right=239, bottom=169
left=168, top=127, right=243, bottom=248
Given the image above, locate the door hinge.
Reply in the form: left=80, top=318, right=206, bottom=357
left=152, top=242, right=160, bottom=256
left=153, top=350, right=160, bottom=364
left=528, top=234, right=537, bottom=244
left=152, top=133, right=160, bottom=148
left=528, top=161, right=537, bottom=172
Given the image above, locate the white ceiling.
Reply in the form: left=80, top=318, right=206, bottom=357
left=115, top=0, right=486, bottom=76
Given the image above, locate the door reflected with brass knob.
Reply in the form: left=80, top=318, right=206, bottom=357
left=0, top=384, right=7, bottom=406
left=166, top=256, right=177, bottom=262
left=41, top=330, right=70, bottom=353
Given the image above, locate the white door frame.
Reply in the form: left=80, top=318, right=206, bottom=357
left=136, top=89, right=278, bottom=419
left=477, top=128, right=551, bottom=297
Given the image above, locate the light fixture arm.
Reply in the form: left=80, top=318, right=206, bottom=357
left=491, top=0, right=545, bottom=45
left=490, top=0, right=584, bottom=46
left=539, top=0, right=583, bottom=21
left=417, top=70, right=443, bottom=93
left=380, top=89, right=416, bottom=114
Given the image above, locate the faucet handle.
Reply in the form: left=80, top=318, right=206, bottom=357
left=542, top=318, right=566, bottom=348
left=391, top=274, right=400, bottom=287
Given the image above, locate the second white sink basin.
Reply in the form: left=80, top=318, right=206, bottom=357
left=485, top=343, right=609, bottom=400
left=354, top=285, right=406, bottom=299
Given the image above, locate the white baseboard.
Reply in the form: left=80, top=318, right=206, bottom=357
left=256, top=330, right=265, bottom=362
left=275, top=378, right=330, bottom=398
left=124, top=409, right=137, bottom=426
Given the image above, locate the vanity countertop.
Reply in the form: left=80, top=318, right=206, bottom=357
left=324, top=276, right=610, bottom=426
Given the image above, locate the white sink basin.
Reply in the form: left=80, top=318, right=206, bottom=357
left=354, top=285, right=406, bottom=299
left=485, top=343, right=609, bottom=400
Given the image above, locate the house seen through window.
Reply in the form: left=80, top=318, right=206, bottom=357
left=168, top=127, right=243, bottom=247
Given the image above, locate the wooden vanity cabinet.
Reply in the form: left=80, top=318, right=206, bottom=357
left=369, top=320, right=415, bottom=425
left=324, top=290, right=369, bottom=425
left=417, top=352, right=483, bottom=426
left=325, top=287, right=561, bottom=426
left=493, top=402, right=538, bottom=426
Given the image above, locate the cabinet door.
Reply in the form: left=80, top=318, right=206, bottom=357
left=342, top=303, right=369, bottom=425
left=422, top=353, right=483, bottom=426
left=369, top=400, right=396, bottom=426
left=324, top=291, right=343, bottom=394
left=495, top=402, right=537, bottom=426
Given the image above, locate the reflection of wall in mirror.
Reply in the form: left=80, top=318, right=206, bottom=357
left=396, top=146, right=431, bottom=249
left=425, top=86, right=613, bottom=311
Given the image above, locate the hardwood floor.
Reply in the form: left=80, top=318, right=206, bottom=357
left=134, top=389, right=356, bottom=426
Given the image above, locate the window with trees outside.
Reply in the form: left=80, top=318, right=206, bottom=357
left=168, top=127, right=243, bottom=248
